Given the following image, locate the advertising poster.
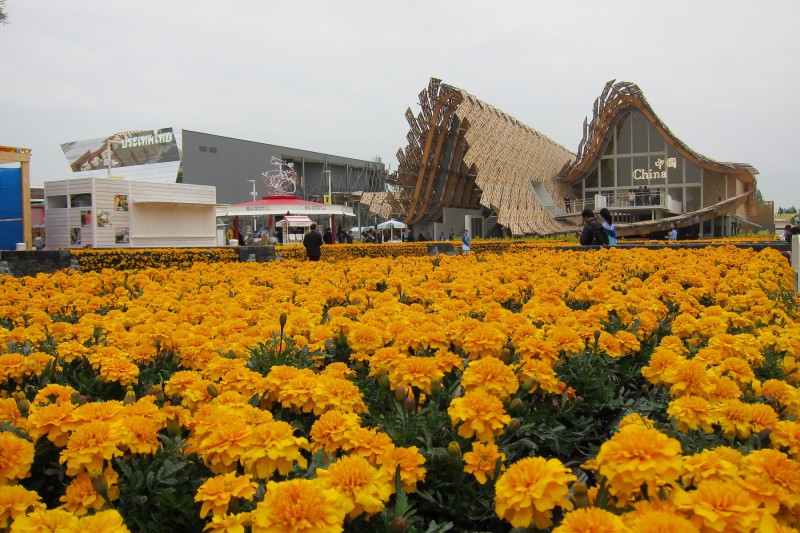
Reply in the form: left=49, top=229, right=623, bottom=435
left=60, top=127, right=180, bottom=173
left=80, top=210, right=92, bottom=227
left=97, top=210, right=110, bottom=227
left=114, top=195, right=129, bottom=211
left=115, top=227, right=130, bottom=244
left=70, top=228, right=81, bottom=245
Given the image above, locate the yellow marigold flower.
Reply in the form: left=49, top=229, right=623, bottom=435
left=195, top=472, right=257, bottom=518
left=0, top=432, right=34, bottom=484
left=96, top=356, right=140, bottom=387
left=771, top=420, right=800, bottom=458
left=681, top=447, right=742, bottom=488
left=546, top=326, right=585, bottom=356
left=346, top=322, right=386, bottom=355
left=460, top=322, right=507, bottom=359
left=345, top=427, right=394, bottom=464
left=79, top=509, right=132, bottom=533
left=376, top=445, right=427, bottom=493
left=434, top=350, right=464, bottom=374
left=311, top=376, right=367, bottom=415
left=670, top=313, right=699, bottom=339
left=195, top=417, right=253, bottom=474
left=250, top=479, right=348, bottom=533
left=622, top=508, right=698, bottom=533
left=515, top=358, right=567, bottom=396
left=310, top=410, right=361, bottom=454
left=641, top=347, right=683, bottom=386
left=59, top=466, right=119, bottom=516
left=614, top=330, right=641, bottom=356
left=72, top=400, right=124, bottom=424
left=59, top=420, right=128, bottom=476
left=316, top=455, right=392, bottom=519
left=117, top=415, right=162, bottom=455
left=8, top=508, right=80, bottom=532
left=669, top=360, right=715, bottom=398
left=0, top=353, right=32, bottom=384
left=618, top=413, right=654, bottom=429
left=32, top=383, right=78, bottom=406
left=448, top=390, right=511, bottom=442
left=242, top=420, right=308, bottom=479
left=494, top=456, right=576, bottom=529
left=461, top=356, right=518, bottom=400
left=320, top=362, right=355, bottom=380
left=594, top=424, right=682, bottom=500
left=463, top=441, right=505, bottom=484
left=0, top=485, right=44, bottom=524
left=276, top=373, right=320, bottom=413
left=388, top=356, right=444, bottom=396
left=740, top=448, right=800, bottom=514
left=0, top=398, right=24, bottom=431
left=668, top=395, right=716, bottom=433
left=760, top=379, right=800, bottom=415
left=748, top=403, right=779, bottom=434
left=203, top=512, right=250, bottom=533
left=552, top=507, right=628, bottom=532
left=673, top=480, right=763, bottom=533
left=366, top=346, right=406, bottom=377
left=713, top=399, right=754, bottom=439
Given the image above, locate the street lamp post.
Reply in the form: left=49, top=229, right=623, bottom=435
left=247, top=179, right=257, bottom=232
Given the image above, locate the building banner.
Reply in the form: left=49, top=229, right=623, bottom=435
left=61, top=128, right=180, bottom=173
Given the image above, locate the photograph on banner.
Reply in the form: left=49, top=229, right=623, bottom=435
left=97, top=210, right=110, bottom=227
left=70, top=228, right=81, bottom=245
left=114, top=195, right=129, bottom=211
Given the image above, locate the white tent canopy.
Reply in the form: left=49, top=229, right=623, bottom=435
left=376, top=219, right=407, bottom=229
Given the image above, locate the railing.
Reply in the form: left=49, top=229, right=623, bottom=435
left=562, top=190, right=681, bottom=215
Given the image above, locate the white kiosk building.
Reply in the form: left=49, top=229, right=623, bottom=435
left=44, top=177, right=217, bottom=249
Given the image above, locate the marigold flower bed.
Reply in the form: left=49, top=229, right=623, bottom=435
left=0, top=246, right=798, bottom=532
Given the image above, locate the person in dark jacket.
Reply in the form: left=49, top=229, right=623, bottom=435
left=578, top=208, right=609, bottom=246
left=303, top=223, right=324, bottom=261
left=322, top=227, right=333, bottom=245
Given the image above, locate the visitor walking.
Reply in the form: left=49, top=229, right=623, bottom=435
left=578, top=209, right=608, bottom=246
left=461, top=230, right=471, bottom=254
left=303, top=223, right=323, bottom=261
left=599, top=208, right=617, bottom=246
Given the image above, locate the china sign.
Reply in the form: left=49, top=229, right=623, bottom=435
left=632, top=157, right=677, bottom=180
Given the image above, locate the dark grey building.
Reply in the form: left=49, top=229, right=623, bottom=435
left=180, top=130, right=386, bottom=206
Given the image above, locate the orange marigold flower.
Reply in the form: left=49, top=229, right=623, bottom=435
left=448, top=390, right=511, bottom=442
left=118, top=415, right=162, bottom=455
left=26, top=401, right=77, bottom=447
left=310, top=410, right=361, bottom=454
left=713, top=399, right=754, bottom=439
left=242, top=420, right=308, bottom=479
left=494, top=456, right=576, bottom=529
left=593, top=424, right=682, bottom=500
left=641, top=347, right=683, bottom=386
left=545, top=326, right=585, bottom=356
left=552, top=507, right=627, bottom=532
left=316, top=455, right=392, bottom=519
left=194, top=416, right=253, bottom=474
left=312, top=376, right=367, bottom=415
left=673, top=480, right=763, bottom=533
left=621, top=508, right=698, bottom=533
left=0, top=485, right=44, bottom=524
left=434, top=350, right=464, bottom=374
left=194, top=472, right=257, bottom=518
left=79, top=509, right=132, bottom=533
left=515, top=358, right=566, bottom=396
left=346, top=322, right=386, bottom=355
left=460, top=323, right=507, bottom=359
left=59, top=420, right=128, bottom=476
left=740, top=448, right=800, bottom=514
left=461, top=356, right=518, bottom=400
left=250, top=479, right=348, bottom=533
left=463, top=441, right=505, bottom=484
left=667, top=395, right=716, bottom=433
left=376, top=445, right=427, bottom=493
left=388, top=356, right=444, bottom=396
left=669, top=360, right=715, bottom=398
left=771, top=420, right=800, bottom=458
left=203, top=512, right=250, bottom=533
left=0, top=432, right=34, bottom=484
left=59, top=466, right=119, bottom=516
left=345, top=427, right=394, bottom=465
left=7, top=508, right=80, bottom=532
left=681, top=447, right=742, bottom=488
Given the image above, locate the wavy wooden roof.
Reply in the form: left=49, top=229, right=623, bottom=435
left=558, top=80, right=758, bottom=183
left=378, top=78, right=577, bottom=235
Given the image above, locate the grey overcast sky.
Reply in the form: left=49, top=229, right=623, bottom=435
left=1, top=1, right=799, bottom=209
